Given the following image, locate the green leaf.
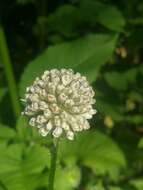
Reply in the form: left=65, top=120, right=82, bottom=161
left=47, top=5, right=79, bottom=37
left=96, top=5, right=125, bottom=31
left=20, top=33, right=117, bottom=96
left=75, top=34, right=117, bottom=83
left=59, top=130, right=126, bottom=180
left=126, top=115, right=143, bottom=125
left=80, top=0, right=125, bottom=31
left=104, top=71, right=128, bottom=90
left=55, top=165, right=81, bottom=190
left=128, top=91, right=143, bottom=103
left=130, top=178, right=143, bottom=190
left=125, top=68, right=138, bottom=84
left=96, top=99, right=124, bottom=121
left=138, top=138, right=143, bottom=148
left=87, top=181, right=105, bottom=190
left=0, top=142, right=80, bottom=190
left=0, top=181, right=7, bottom=190
left=0, top=143, right=50, bottom=190
left=104, top=68, right=138, bottom=91
left=109, top=187, right=123, bottom=190
left=0, top=124, right=16, bottom=142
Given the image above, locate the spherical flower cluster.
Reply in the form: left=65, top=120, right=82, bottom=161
left=21, top=69, right=96, bottom=140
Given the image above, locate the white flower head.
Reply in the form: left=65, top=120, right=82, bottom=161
left=21, top=69, right=97, bottom=140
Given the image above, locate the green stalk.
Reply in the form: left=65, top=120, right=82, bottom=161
left=48, top=139, right=59, bottom=190
left=0, top=24, right=21, bottom=118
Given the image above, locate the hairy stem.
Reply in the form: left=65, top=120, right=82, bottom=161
left=48, top=139, right=59, bottom=190
left=0, top=24, right=21, bottom=117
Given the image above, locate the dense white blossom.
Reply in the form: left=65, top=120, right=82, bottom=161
left=21, top=69, right=96, bottom=140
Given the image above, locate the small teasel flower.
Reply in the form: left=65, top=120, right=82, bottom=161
left=21, top=69, right=97, bottom=140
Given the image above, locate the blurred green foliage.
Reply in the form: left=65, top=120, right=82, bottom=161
left=0, top=0, right=143, bottom=189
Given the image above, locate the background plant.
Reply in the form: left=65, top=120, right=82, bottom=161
left=0, top=0, right=143, bottom=189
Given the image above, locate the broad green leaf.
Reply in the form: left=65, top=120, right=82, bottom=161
left=130, top=178, right=143, bottom=190
left=0, top=172, right=48, bottom=190
left=0, top=143, right=50, bottom=190
left=20, top=33, right=117, bottom=96
left=138, top=138, right=143, bottom=148
left=111, top=126, right=143, bottom=177
left=55, top=165, right=81, bottom=190
left=128, top=91, right=143, bottom=103
left=126, top=115, right=143, bottom=125
left=96, top=5, right=125, bottom=31
left=59, top=130, right=126, bottom=180
left=104, top=72, right=128, bottom=90
left=125, top=68, right=138, bottom=84
left=109, top=187, right=124, bottom=190
left=88, top=182, right=105, bottom=190
left=80, top=0, right=125, bottom=31
left=0, top=124, right=16, bottom=142
left=95, top=79, right=125, bottom=122
left=0, top=142, right=80, bottom=190
left=0, top=181, right=7, bottom=190
left=75, top=35, right=117, bottom=83
left=38, top=1, right=125, bottom=37
left=110, top=186, right=130, bottom=190
left=104, top=68, right=138, bottom=91
left=96, top=99, right=124, bottom=121
left=86, top=181, right=120, bottom=190
left=94, top=184, right=105, bottom=190
left=47, top=5, right=78, bottom=37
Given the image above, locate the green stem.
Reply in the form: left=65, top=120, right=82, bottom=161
left=0, top=24, right=21, bottom=118
left=48, top=139, right=59, bottom=190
